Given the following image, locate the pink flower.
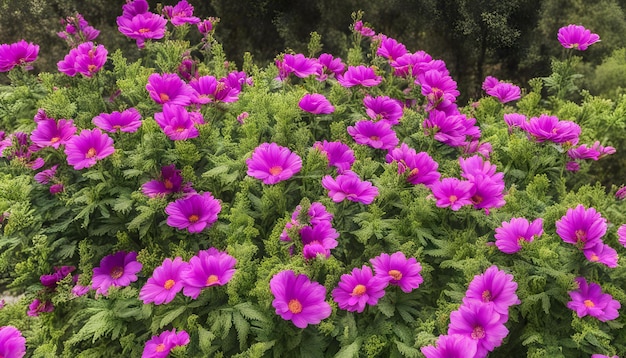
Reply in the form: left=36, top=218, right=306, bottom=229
left=139, top=257, right=189, bottom=305
left=64, top=128, right=115, bottom=170
left=154, top=104, right=199, bottom=140
left=117, top=12, right=167, bottom=49
left=165, top=192, right=221, bottom=233
left=316, top=53, right=345, bottom=81
left=558, top=24, right=600, bottom=51
left=92, top=251, right=143, bottom=295
left=567, top=277, right=620, bottom=322
left=555, top=204, right=607, bottom=250
left=92, top=108, right=142, bottom=133
left=418, top=69, right=460, bottom=106
left=421, top=334, right=478, bottom=358
left=385, top=143, right=440, bottom=186
left=363, top=95, right=404, bottom=125
left=298, top=93, right=335, bottom=114
left=276, top=53, right=322, bottom=81
left=353, top=20, right=375, bottom=37
left=583, top=242, right=619, bottom=268
left=182, top=248, right=237, bottom=299
left=246, top=142, right=302, bottom=184
left=503, top=113, right=527, bottom=132
left=482, top=76, right=500, bottom=92
left=0, top=325, right=26, bottom=358
left=34, top=165, right=58, bottom=184
left=313, top=140, right=355, bottom=174
left=332, top=265, right=389, bottom=312
left=448, top=302, right=509, bottom=357
left=523, top=114, right=581, bottom=145
left=347, top=120, right=398, bottom=150
left=391, top=50, right=433, bottom=78
left=0, top=40, right=39, bottom=72
left=141, top=164, right=193, bottom=198
left=58, top=42, right=107, bottom=78
left=270, top=270, right=332, bottom=328
left=376, top=36, right=407, bottom=62
left=370, top=252, right=423, bottom=293
left=146, top=73, right=195, bottom=106
left=300, top=221, right=339, bottom=259
left=30, top=118, right=77, bottom=149
left=321, top=171, right=379, bottom=205
left=162, top=0, right=200, bottom=26
left=430, top=178, right=474, bottom=211
left=463, top=266, right=520, bottom=317
left=27, top=299, right=54, bottom=316
left=142, top=328, right=189, bottom=358
left=494, top=217, right=543, bottom=254
left=487, top=82, right=521, bottom=103
left=337, top=65, right=382, bottom=88
left=618, top=224, right=626, bottom=247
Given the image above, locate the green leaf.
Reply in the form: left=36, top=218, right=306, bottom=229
left=159, top=305, right=187, bottom=328
left=334, top=339, right=362, bottom=358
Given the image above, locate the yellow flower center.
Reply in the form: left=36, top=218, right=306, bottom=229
left=369, top=135, right=380, bottom=141
left=188, top=214, right=199, bottom=223
left=164, top=179, right=174, bottom=189
left=388, top=269, right=402, bottom=281
left=155, top=343, right=166, bottom=352
left=159, top=93, right=170, bottom=102
left=352, top=284, right=366, bottom=296
left=86, top=148, right=97, bottom=158
left=110, top=266, right=124, bottom=279
left=590, top=253, right=599, bottom=262
left=288, top=298, right=303, bottom=314
left=88, top=64, right=97, bottom=73
left=584, top=299, right=595, bottom=308
left=269, top=166, right=283, bottom=176
left=50, top=136, right=61, bottom=143
left=138, top=28, right=151, bottom=34
left=482, top=290, right=492, bottom=302
left=206, top=274, right=219, bottom=285
left=164, top=279, right=175, bottom=290
left=449, top=195, right=458, bottom=203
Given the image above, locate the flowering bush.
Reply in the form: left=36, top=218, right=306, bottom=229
left=0, top=2, right=625, bottom=357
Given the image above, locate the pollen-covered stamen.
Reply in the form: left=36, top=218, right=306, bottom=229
left=138, top=28, right=151, bottom=34
left=584, top=299, right=595, bottom=308
left=351, top=284, right=366, bottom=296
left=50, top=136, right=61, bottom=143
left=369, top=135, right=380, bottom=141
left=159, top=93, right=170, bottom=102
left=449, top=195, right=458, bottom=203
left=269, top=166, right=283, bottom=176
left=164, top=179, right=174, bottom=190
left=110, top=266, right=124, bottom=279
left=482, top=290, right=492, bottom=302
left=471, top=326, right=485, bottom=340
left=288, top=298, right=303, bottom=314
left=575, top=229, right=587, bottom=243
left=206, top=274, right=219, bottom=285
left=188, top=214, right=199, bottom=223
left=164, top=279, right=175, bottom=290
left=589, top=253, right=599, bottom=262
left=388, top=269, right=402, bottom=281
left=155, top=343, right=166, bottom=352
left=86, top=148, right=97, bottom=158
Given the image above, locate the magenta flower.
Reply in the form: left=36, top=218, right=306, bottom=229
left=347, top=120, right=399, bottom=150
left=353, top=20, right=375, bottom=37
left=332, top=265, right=389, bottom=313
left=555, top=204, right=607, bottom=249
left=30, top=118, right=77, bottom=149
left=182, top=248, right=237, bottom=299
left=64, top=128, right=115, bottom=170
left=142, top=328, right=190, bottom=358
left=117, top=12, right=167, bottom=49
left=363, top=95, right=404, bottom=125
left=139, top=257, right=189, bottom=305
left=313, top=140, right=355, bottom=173
left=49, top=183, right=64, bottom=194
left=93, top=108, right=142, bottom=133
left=487, top=82, right=521, bottom=103
left=34, top=165, right=58, bottom=184
left=300, top=221, right=339, bottom=259
left=0, top=326, right=26, bottom=358
left=616, top=186, right=626, bottom=200
left=418, top=69, right=460, bottom=106
left=337, top=65, right=382, bottom=88
left=568, top=141, right=615, bottom=161
left=523, top=114, right=581, bottom=145
left=558, top=24, right=600, bottom=51
left=316, top=53, right=345, bottom=81
left=299, top=93, right=335, bottom=114
left=246, top=142, right=302, bottom=184
left=422, top=110, right=471, bottom=147
left=142, top=164, right=192, bottom=197
left=430, top=178, right=474, bottom=211
left=92, top=251, right=143, bottom=295
left=618, top=224, right=626, bottom=247
left=165, top=192, right=221, bottom=233
left=27, top=299, right=54, bottom=316
left=162, top=0, right=200, bottom=26
left=376, top=36, right=407, bottom=62
left=494, top=217, right=543, bottom=254
left=276, top=53, right=322, bottom=81
left=58, top=42, right=107, bottom=78
left=154, top=104, right=199, bottom=141
left=503, top=113, right=527, bottom=132
left=591, top=355, right=618, bottom=358
left=583, top=242, right=618, bottom=268
left=370, top=252, right=423, bottom=293
left=197, top=19, right=213, bottom=35
left=391, top=50, right=433, bottom=78
left=270, top=270, right=332, bottom=328
left=463, top=266, right=520, bottom=317
left=0, top=40, right=39, bottom=72
left=448, top=303, right=509, bottom=357
left=321, top=171, right=379, bottom=205
left=421, top=334, right=478, bottom=358
left=146, top=73, right=195, bottom=106
left=57, top=13, right=100, bottom=47
left=385, top=143, right=440, bottom=186
left=567, top=277, right=620, bottom=322
left=482, top=76, right=500, bottom=92
left=40, top=265, right=75, bottom=288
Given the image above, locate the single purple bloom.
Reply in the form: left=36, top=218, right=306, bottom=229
left=463, top=266, right=520, bottom=318
left=556, top=204, right=607, bottom=250
left=270, top=270, right=332, bottom=328
left=142, top=328, right=190, bottom=358
left=558, top=24, right=600, bottom=51
left=567, top=277, right=620, bottom=322
left=30, top=118, right=77, bottom=149
left=93, top=108, right=142, bottom=133
left=487, top=82, right=521, bottom=103
left=391, top=50, right=433, bottom=78
left=616, top=186, right=626, bottom=200
left=568, top=141, right=615, bottom=161
left=494, top=217, right=544, bottom=254
left=246, top=142, right=302, bottom=184
left=165, top=192, right=221, bottom=233
left=353, top=20, right=375, bottom=37
left=316, top=53, right=345, bottom=81
left=347, top=120, right=399, bottom=150
left=566, top=161, right=581, bottom=172
left=376, top=36, right=407, bottom=62
left=363, top=95, right=404, bottom=125
left=337, top=65, right=382, bottom=88
left=141, top=164, right=192, bottom=197
left=121, top=0, right=150, bottom=19
left=385, top=143, right=440, bottom=186
left=448, top=302, right=509, bottom=357
left=332, top=265, right=389, bottom=313
left=0, top=40, right=39, bottom=72
left=64, top=128, right=115, bottom=170
left=276, top=53, right=322, bottom=81
left=92, top=251, right=143, bottom=295
left=0, top=325, right=26, bottom=358
left=321, top=171, right=379, bottom=205
left=300, top=221, right=339, bottom=259
left=418, top=69, right=460, bottom=106
left=49, top=183, right=64, bottom=194
left=583, top=242, right=618, bottom=268
left=465, top=174, right=506, bottom=212
left=154, top=104, right=199, bottom=141
left=197, top=19, right=213, bottom=35
left=27, top=299, right=54, bottom=316
left=162, top=0, right=200, bottom=26
left=430, top=178, right=474, bottom=211
left=236, top=112, right=249, bottom=124
left=40, top=265, right=75, bottom=288
left=313, top=140, right=355, bottom=174
left=370, top=251, right=423, bottom=293
left=74, top=42, right=107, bottom=78
left=139, top=257, right=189, bottom=305
left=146, top=73, right=195, bottom=106
left=482, top=76, right=500, bottom=92
left=503, top=113, right=527, bottom=133
left=34, top=165, right=59, bottom=184
left=421, top=334, right=478, bottom=358
left=618, top=224, right=626, bottom=247
left=523, top=114, right=581, bottom=145
left=299, top=93, right=335, bottom=114
left=182, top=248, right=237, bottom=299
left=117, top=12, right=167, bottom=49
left=72, top=283, right=90, bottom=297
left=422, top=110, right=469, bottom=147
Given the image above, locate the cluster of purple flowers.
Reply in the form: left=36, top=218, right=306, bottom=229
left=28, top=265, right=78, bottom=316
left=57, top=13, right=100, bottom=47
left=142, top=328, right=189, bottom=358
left=567, top=277, right=620, bottom=322
left=482, top=76, right=521, bottom=103
left=92, top=251, right=143, bottom=296
left=0, top=40, right=39, bottom=72
left=422, top=266, right=519, bottom=358
left=279, top=202, right=338, bottom=260
left=57, top=41, right=108, bottom=78
left=138, top=248, right=236, bottom=305
left=494, top=217, right=544, bottom=254
left=556, top=204, right=618, bottom=268
left=0, top=131, right=44, bottom=170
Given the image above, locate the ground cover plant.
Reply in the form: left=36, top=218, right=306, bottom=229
left=1, top=1, right=626, bottom=357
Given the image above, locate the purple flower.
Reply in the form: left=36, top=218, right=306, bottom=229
left=197, top=19, right=213, bottom=35
left=276, top=53, right=322, bottom=81
left=568, top=141, right=615, bottom=161
left=583, top=242, right=618, bottom=268
left=58, top=42, right=107, bottom=78
left=370, top=252, right=423, bottom=293
left=523, top=114, right=581, bottom=145
left=347, top=120, right=399, bottom=150
left=142, top=328, right=190, bottom=358
left=487, top=82, right=521, bottom=103
left=139, top=257, right=189, bottom=305
left=321, top=171, right=379, bottom=205
left=316, top=53, right=345, bottom=81
left=165, top=192, right=221, bottom=233
left=40, top=265, right=75, bottom=288
left=337, top=65, right=382, bottom=88
left=30, top=118, right=77, bottom=149
left=154, top=104, right=199, bottom=140
left=49, top=183, right=64, bottom=194
left=618, top=224, right=626, bottom=247
left=463, top=266, right=520, bottom=317
left=422, top=110, right=471, bottom=147
left=93, top=108, right=142, bottom=133
left=300, top=221, right=339, bottom=259
left=34, top=165, right=58, bottom=184
left=0, top=325, right=26, bottom=358
left=313, top=140, right=355, bottom=174
left=558, top=24, right=600, bottom=51
left=270, top=270, right=332, bottom=328
left=494, top=217, right=544, bottom=254
left=64, top=128, right=115, bottom=170
left=567, top=277, right=620, bottom=322
left=363, top=95, right=404, bottom=125
left=503, top=113, right=527, bottom=133
left=27, top=299, right=54, bottom=316
left=146, top=73, right=195, bottom=106
left=385, top=143, right=440, bottom=186
left=418, top=69, right=459, bottom=106
left=448, top=302, right=509, bottom=357
left=162, top=0, right=200, bottom=26
left=117, top=12, right=167, bottom=49
left=182, top=248, right=237, bottom=299
left=246, top=142, right=302, bottom=184
left=142, top=164, right=192, bottom=197
left=421, top=334, right=478, bottom=358
left=376, top=36, right=407, bottom=62
left=616, top=186, right=626, bottom=200
left=391, top=50, right=433, bottom=78
left=57, top=13, right=100, bottom=47
left=556, top=204, right=607, bottom=249
left=332, top=265, right=389, bottom=312
left=482, top=76, right=500, bottom=92
left=299, top=93, right=335, bottom=114
left=430, top=178, right=474, bottom=211
left=353, top=20, right=375, bottom=37
left=92, top=251, right=143, bottom=295
left=0, top=40, right=39, bottom=72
